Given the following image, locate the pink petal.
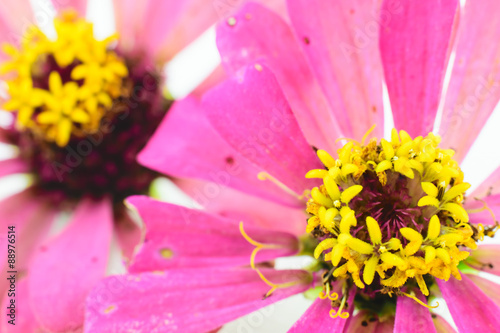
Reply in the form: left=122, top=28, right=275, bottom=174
left=1, top=278, right=40, bottom=332
left=0, top=0, right=34, bottom=45
left=138, top=97, right=301, bottom=207
left=112, top=0, right=148, bottom=53
left=204, top=64, right=323, bottom=195
left=289, top=288, right=356, bottom=332
left=439, top=0, right=500, bottom=163
left=217, top=2, right=341, bottom=151
left=464, top=194, right=500, bottom=226
left=126, top=195, right=299, bottom=273
left=29, top=198, right=113, bottom=332
left=50, top=0, right=87, bottom=15
left=85, top=268, right=310, bottom=333
left=287, top=0, right=385, bottom=140
left=344, top=311, right=395, bottom=333
left=114, top=210, right=142, bottom=263
left=174, top=177, right=307, bottom=236
left=471, top=166, right=500, bottom=199
left=379, top=0, right=459, bottom=137
left=432, top=314, right=457, bottom=333
left=466, top=274, right=500, bottom=308
left=0, top=158, right=29, bottom=178
left=466, top=244, right=500, bottom=277
left=436, top=273, right=500, bottom=332
left=394, top=292, right=436, bottom=333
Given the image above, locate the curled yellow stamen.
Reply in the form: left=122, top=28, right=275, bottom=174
left=240, top=222, right=304, bottom=298
left=401, top=291, right=439, bottom=309
left=329, top=293, right=350, bottom=319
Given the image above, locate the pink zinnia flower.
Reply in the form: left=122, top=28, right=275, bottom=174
left=0, top=0, right=283, bottom=331
left=87, top=0, right=500, bottom=332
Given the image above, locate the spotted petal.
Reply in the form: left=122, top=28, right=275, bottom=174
left=127, top=195, right=299, bottom=273
left=85, top=268, right=310, bottom=333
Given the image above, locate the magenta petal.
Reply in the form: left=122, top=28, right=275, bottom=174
left=217, top=3, right=341, bottom=151
left=204, top=65, right=323, bottom=195
left=380, top=0, right=459, bottom=137
left=465, top=194, right=500, bottom=226
left=436, top=273, right=500, bottom=332
left=29, top=198, right=113, bottom=332
left=85, top=268, right=310, bottom=333
left=466, top=274, right=500, bottom=308
left=127, top=196, right=299, bottom=273
left=0, top=158, right=29, bottom=178
left=394, top=292, right=436, bottom=333
left=139, top=97, right=301, bottom=207
left=51, top=0, right=87, bottom=15
left=1, top=278, right=39, bottom=332
left=288, top=289, right=356, bottom=332
left=466, top=244, right=500, bottom=277
left=174, top=177, right=307, bottom=235
left=287, top=0, right=385, bottom=140
left=440, top=0, right=500, bottom=163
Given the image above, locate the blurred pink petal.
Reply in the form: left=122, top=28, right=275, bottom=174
left=394, top=292, right=436, bottom=333
left=0, top=190, right=55, bottom=306
left=191, top=65, right=228, bottom=98
left=0, top=158, right=29, bottom=178
left=29, top=198, right=113, bottom=332
left=465, top=194, right=500, bottom=226
left=380, top=0, right=459, bottom=137
left=436, top=273, right=500, bottom=332
left=174, top=177, right=306, bottom=235
left=0, top=0, right=34, bottom=45
left=204, top=64, right=323, bottom=195
left=287, top=0, right=384, bottom=140
left=217, top=2, right=341, bottom=151
left=466, top=274, right=500, bottom=308
left=50, top=0, right=87, bottom=15
left=466, top=244, right=500, bottom=276
left=139, top=97, right=301, bottom=207
left=289, top=288, right=356, bottom=332
left=440, top=0, right=500, bottom=163
left=127, top=195, right=299, bottom=273
left=85, top=268, right=310, bottom=333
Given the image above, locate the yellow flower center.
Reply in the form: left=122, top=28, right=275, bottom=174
left=1, top=10, right=129, bottom=147
left=306, top=128, right=491, bottom=298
